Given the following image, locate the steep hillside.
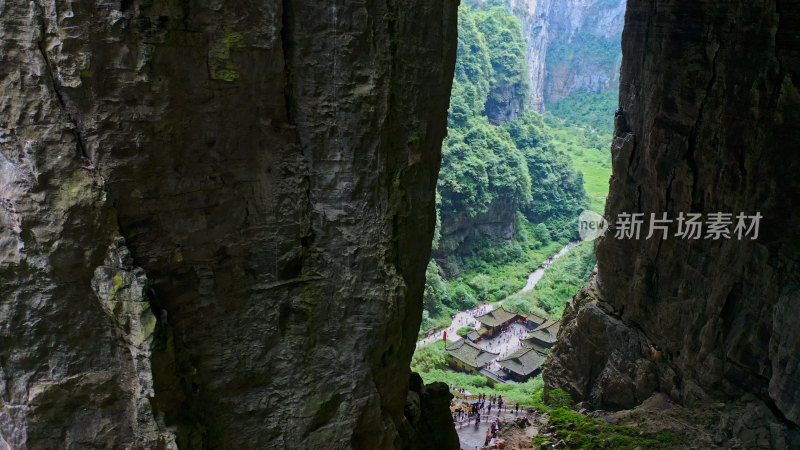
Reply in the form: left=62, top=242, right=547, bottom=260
left=421, top=5, right=591, bottom=335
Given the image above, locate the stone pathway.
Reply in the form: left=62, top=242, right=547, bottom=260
left=455, top=409, right=535, bottom=449
left=472, top=322, right=530, bottom=371
left=416, top=306, right=489, bottom=348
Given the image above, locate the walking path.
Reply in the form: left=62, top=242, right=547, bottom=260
left=474, top=323, right=530, bottom=370
left=416, top=306, right=488, bottom=348
left=451, top=396, right=540, bottom=449
left=521, top=241, right=581, bottom=293
left=417, top=241, right=579, bottom=349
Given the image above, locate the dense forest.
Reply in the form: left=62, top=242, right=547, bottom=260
left=419, top=4, right=616, bottom=335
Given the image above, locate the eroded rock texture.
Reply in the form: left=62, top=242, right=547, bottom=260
left=0, top=0, right=458, bottom=448
left=545, top=0, right=800, bottom=431
left=500, top=0, right=625, bottom=111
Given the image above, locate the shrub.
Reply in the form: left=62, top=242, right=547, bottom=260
left=411, top=341, right=448, bottom=373
left=457, top=326, right=474, bottom=337
left=544, top=388, right=573, bottom=409
left=452, top=284, right=478, bottom=310
left=534, top=407, right=691, bottom=449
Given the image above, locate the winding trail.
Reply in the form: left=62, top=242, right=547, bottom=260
left=416, top=240, right=581, bottom=348
left=520, top=241, right=581, bottom=293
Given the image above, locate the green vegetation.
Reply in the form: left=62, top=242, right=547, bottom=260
left=548, top=89, right=619, bottom=134
left=507, top=112, right=588, bottom=227
left=473, top=6, right=529, bottom=121
left=411, top=340, right=449, bottom=373
left=440, top=5, right=533, bottom=221
left=456, top=233, right=566, bottom=300
left=440, top=4, right=587, bottom=231
left=546, top=117, right=613, bottom=214
left=456, top=326, right=474, bottom=337
left=504, top=241, right=596, bottom=318
left=412, top=340, right=544, bottom=405
left=438, top=117, right=532, bottom=220
left=534, top=408, right=691, bottom=448
left=545, top=88, right=616, bottom=214
left=543, top=388, right=574, bottom=409
left=413, top=7, right=650, bottom=447
left=422, top=368, right=545, bottom=406
left=421, top=4, right=593, bottom=335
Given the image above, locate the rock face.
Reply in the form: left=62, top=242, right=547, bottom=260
left=434, top=197, right=518, bottom=273
left=399, top=373, right=460, bottom=450
left=542, top=0, right=625, bottom=104
left=546, top=0, right=800, bottom=430
left=500, top=0, right=625, bottom=111
left=0, top=0, right=457, bottom=448
left=507, top=0, right=553, bottom=112
left=484, top=82, right=526, bottom=124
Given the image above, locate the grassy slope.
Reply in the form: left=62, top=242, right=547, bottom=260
left=548, top=121, right=612, bottom=215
left=456, top=238, right=567, bottom=300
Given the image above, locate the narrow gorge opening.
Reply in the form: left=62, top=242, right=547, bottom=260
left=410, top=1, right=800, bottom=448
left=3, top=0, right=799, bottom=448
left=411, top=0, right=625, bottom=445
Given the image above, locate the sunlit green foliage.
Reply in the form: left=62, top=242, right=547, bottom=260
left=503, top=241, right=596, bottom=318
left=411, top=341, right=449, bottom=373
left=507, top=112, right=589, bottom=228
left=456, top=326, right=474, bottom=337
left=420, top=369, right=545, bottom=406
left=548, top=89, right=619, bottom=134
left=546, top=117, right=613, bottom=214
left=423, top=260, right=448, bottom=318
left=438, top=118, right=532, bottom=220
left=449, top=7, right=492, bottom=127
left=421, top=3, right=602, bottom=334
left=473, top=7, right=529, bottom=120
left=543, top=389, right=574, bottom=408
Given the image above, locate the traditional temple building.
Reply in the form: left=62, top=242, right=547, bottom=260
left=474, top=306, right=519, bottom=337
left=520, top=312, right=547, bottom=330
left=524, top=319, right=561, bottom=348
left=465, top=329, right=481, bottom=342
left=498, top=346, right=547, bottom=382
left=445, top=338, right=499, bottom=374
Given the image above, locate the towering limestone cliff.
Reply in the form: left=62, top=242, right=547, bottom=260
left=545, top=0, right=800, bottom=443
left=499, top=0, right=625, bottom=111
left=543, top=0, right=624, bottom=105
left=0, top=1, right=457, bottom=448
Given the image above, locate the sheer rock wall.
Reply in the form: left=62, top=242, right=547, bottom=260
left=0, top=0, right=458, bottom=448
left=545, top=0, right=800, bottom=429
left=501, top=0, right=625, bottom=111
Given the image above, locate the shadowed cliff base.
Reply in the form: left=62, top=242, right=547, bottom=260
left=545, top=0, right=800, bottom=447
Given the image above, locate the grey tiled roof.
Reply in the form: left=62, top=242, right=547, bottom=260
left=446, top=338, right=499, bottom=369
left=475, top=306, right=518, bottom=328
left=499, top=346, right=546, bottom=376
